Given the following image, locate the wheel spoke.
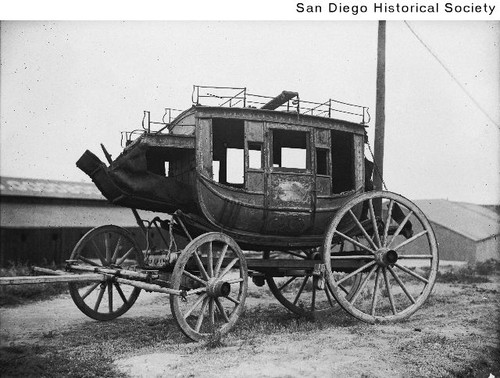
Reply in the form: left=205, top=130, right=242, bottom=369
left=348, top=264, right=377, bottom=304
left=383, top=199, right=394, bottom=247
left=370, top=267, right=381, bottom=316
left=183, top=294, right=207, bottom=319
left=195, top=297, right=209, bottom=332
left=324, top=283, right=335, bottom=306
left=207, top=242, right=213, bottom=278
left=182, top=269, right=208, bottom=286
left=336, top=260, right=376, bottom=286
left=284, top=250, right=308, bottom=259
left=108, top=282, right=113, bottom=313
left=293, top=276, right=309, bottom=306
left=208, top=299, right=215, bottom=329
left=214, top=298, right=230, bottom=323
left=278, top=276, right=297, bottom=291
left=114, top=282, right=128, bottom=304
left=218, top=258, right=239, bottom=279
left=225, top=295, right=240, bottom=305
left=91, top=239, right=107, bottom=265
left=349, top=209, right=378, bottom=250
left=79, top=255, right=100, bottom=267
left=81, top=282, right=100, bottom=300
left=225, top=277, right=244, bottom=284
left=338, top=282, right=350, bottom=295
left=382, top=267, right=397, bottom=315
left=388, top=266, right=416, bottom=304
left=94, top=284, right=106, bottom=311
left=192, top=250, right=209, bottom=280
left=368, top=199, right=382, bottom=248
left=111, top=236, right=122, bottom=264
left=394, top=263, right=429, bottom=284
left=392, top=230, right=428, bottom=251
left=214, top=244, right=228, bottom=277
left=104, top=234, right=111, bottom=263
left=334, top=230, right=376, bottom=254
left=387, top=210, right=414, bottom=248
left=115, top=247, right=135, bottom=266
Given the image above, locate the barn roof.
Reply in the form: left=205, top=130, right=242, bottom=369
left=0, top=176, right=167, bottom=228
left=414, top=199, right=500, bottom=242
left=0, top=176, right=104, bottom=200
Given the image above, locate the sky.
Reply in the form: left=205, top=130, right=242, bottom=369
left=0, top=21, right=499, bottom=204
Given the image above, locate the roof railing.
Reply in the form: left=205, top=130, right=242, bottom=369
left=192, top=85, right=370, bottom=124
left=121, top=107, right=185, bottom=146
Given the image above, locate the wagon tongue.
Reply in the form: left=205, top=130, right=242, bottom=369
left=261, top=90, right=298, bottom=110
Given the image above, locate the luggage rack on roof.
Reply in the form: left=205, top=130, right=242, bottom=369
left=121, top=84, right=371, bottom=147
left=192, top=85, right=371, bottom=125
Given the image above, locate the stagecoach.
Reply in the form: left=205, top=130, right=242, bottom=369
left=3, top=86, right=439, bottom=341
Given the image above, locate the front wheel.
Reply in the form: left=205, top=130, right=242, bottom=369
left=323, top=191, right=439, bottom=323
left=68, top=225, right=143, bottom=321
left=170, top=233, right=248, bottom=341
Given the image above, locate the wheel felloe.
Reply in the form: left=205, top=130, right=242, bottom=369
left=169, top=232, right=248, bottom=341
left=323, top=191, right=439, bottom=323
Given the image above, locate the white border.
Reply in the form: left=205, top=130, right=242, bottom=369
left=1, top=0, right=499, bottom=21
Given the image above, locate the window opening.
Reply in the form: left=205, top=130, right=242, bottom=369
left=212, top=160, right=220, bottom=182
left=226, top=148, right=244, bottom=184
left=212, top=118, right=245, bottom=187
left=248, top=143, right=262, bottom=169
left=331, top=130, right=354, bottom=193
left=282, top=148, right=306, bottom=169
left=316, top=148, right=328, bottom=175
left=146, top=147, right=196, bottom=185
left=272, top=129, right=308, bottom=170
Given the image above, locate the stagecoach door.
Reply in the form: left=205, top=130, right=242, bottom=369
left=263, top=123, right=315, bottom=235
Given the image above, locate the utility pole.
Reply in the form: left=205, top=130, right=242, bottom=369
left=373, top=21, right=386, bottom=213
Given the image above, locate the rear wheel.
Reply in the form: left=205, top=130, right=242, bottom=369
left=68, top=225, right=143, bottom=321
left=323, top=191, right=439, bottom=323
left=265, top=249, right=362, bottom=319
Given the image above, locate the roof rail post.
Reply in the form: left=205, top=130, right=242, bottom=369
left=143, top=111, right=151, bottom=133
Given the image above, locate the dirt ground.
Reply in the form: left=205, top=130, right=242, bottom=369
left=1, top=271, right=499, bottom=377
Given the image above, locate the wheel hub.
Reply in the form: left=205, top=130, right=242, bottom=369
left=375, top=248, right=398, bottom=267
left=206, top=279, right=231, bottom=298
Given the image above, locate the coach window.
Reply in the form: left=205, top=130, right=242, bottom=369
left=248, top=142, right=263, bottom=170
left=272, top=129, right=309, bottom=170
left=212, top=118, right=245, bottom=187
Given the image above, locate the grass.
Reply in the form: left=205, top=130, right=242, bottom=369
left=1, top=259, right=499, bottom=376
left=437, top=259, right=500, bottom=284
left=0, top=262, right=69, bottom=306
left=1, top=287, right=499, bottom=377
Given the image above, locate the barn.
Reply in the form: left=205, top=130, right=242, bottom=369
left=1, top=176, right=498, bottom=266
left=0, top=176, right=166, bottom=267
left=415, top=199, right=500, bottom=263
